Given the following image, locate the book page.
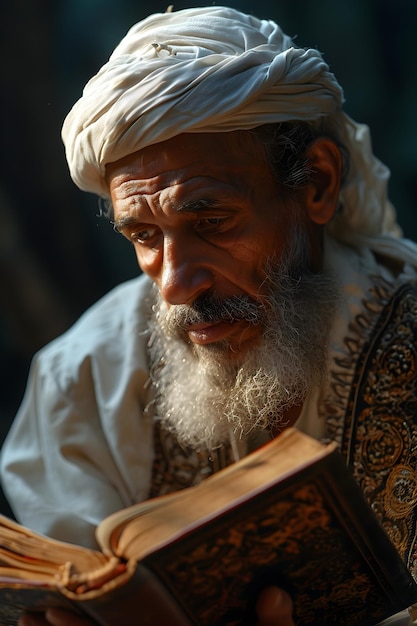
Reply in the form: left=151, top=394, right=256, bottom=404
left=0, top=515, right=108, bottom=581
left=96, top=489, right=190, bottom=557
left=100, top=429, right=333, bottom=561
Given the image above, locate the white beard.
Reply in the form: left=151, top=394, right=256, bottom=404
left=147, top=229, right=339, bottom=451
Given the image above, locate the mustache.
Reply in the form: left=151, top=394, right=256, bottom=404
left=163, top=293, right=265, bottom=335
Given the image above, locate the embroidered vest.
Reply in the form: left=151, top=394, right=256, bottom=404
left=332, top=283, right=417, bottom=579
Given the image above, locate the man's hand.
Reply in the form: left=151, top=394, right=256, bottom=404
left=18, top=609, right=95, bottom=626
left=19, top=586, right=295, bottom=626
left=256, top=587, right=295, bottom=626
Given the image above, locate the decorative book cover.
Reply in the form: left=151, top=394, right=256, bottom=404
left=148, top=449, right=416, bottom=625
left=0, top=428, right=416, bottom=625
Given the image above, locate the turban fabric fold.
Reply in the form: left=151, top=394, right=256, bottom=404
left=62, top=7, right=343, bottom=196
left=62, top=6, right=417, bottom=266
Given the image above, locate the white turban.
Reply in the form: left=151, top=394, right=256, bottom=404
left=62, top=5, right=417, bottom=266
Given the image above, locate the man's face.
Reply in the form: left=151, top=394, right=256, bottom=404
left=108, top=131, right=304, bottom=357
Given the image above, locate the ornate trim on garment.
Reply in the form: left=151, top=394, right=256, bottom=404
left=323, top=275, right=397, bottom=446
left=149, top=420, right=236, bottom=499
left=326, top=281, right=417, bottom=579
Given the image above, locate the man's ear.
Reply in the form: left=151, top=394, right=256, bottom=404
left=304, top=137, right=342, bottom=225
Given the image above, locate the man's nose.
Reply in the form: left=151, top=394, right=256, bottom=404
left=159, top=236, right=214, bottom=305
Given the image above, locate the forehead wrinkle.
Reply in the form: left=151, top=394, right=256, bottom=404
left=113, top=176, right=159, bottom=199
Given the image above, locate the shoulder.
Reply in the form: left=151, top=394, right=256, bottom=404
left=70, top=273, right=154, bottom=335
left=34, top=273, right=155, bottom=384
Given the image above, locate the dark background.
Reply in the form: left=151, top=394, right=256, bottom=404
left=1, top=0, right=416, bottom=516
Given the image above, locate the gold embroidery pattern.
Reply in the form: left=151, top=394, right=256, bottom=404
left=323, top=277, right=394, bottom=447
left=149, top=420, right=235, bottom=498
left=342, top=284, right=417, bottom=578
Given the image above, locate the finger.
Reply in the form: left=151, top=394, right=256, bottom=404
left=18, top=612, right=50, bottom=626
left=256, top=586, right=295, bottom=626
left=45, top=609, right=96, bottom=626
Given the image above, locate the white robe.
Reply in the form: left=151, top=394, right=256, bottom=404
left=1, top=274, right=156, bottom=547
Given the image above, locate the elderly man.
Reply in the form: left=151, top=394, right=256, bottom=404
left=2, top=5, right=417, bottom=625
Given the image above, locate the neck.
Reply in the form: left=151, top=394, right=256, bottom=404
left=270, top=402, right=303, bottom=438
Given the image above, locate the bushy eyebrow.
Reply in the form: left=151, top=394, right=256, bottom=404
left=112, top=215, right=138, bottom=233
left=176, top=199, right=218, bottom=213
left=113, top=199, right=220, bottom=232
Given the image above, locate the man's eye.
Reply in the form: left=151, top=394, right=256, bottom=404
left=131, top=227, right=158, bottom=243
left=196, top=217, right=227, bottom=230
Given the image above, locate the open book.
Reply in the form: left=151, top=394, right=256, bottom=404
left=0, top=428, right=416, bottom=626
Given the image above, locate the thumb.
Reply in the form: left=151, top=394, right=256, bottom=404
left=45, top=609, right=95, bottom=626
left=256, top=586, right=295, bottom=626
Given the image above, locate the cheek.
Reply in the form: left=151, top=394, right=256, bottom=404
left=234, top=225, right=283, bottom=277
left=134, top=247, right=161, bottom=282
left=220, top=246, right=273, bottom=298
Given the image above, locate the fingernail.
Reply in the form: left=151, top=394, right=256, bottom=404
left=262, top=586, right=284, bottom=606
left=270, top=588, right=284, bottom=607
left=45, top=609, right=61, bottom=625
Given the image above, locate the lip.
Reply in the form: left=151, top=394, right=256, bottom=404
left=187, top=319, right=255, bottom=345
